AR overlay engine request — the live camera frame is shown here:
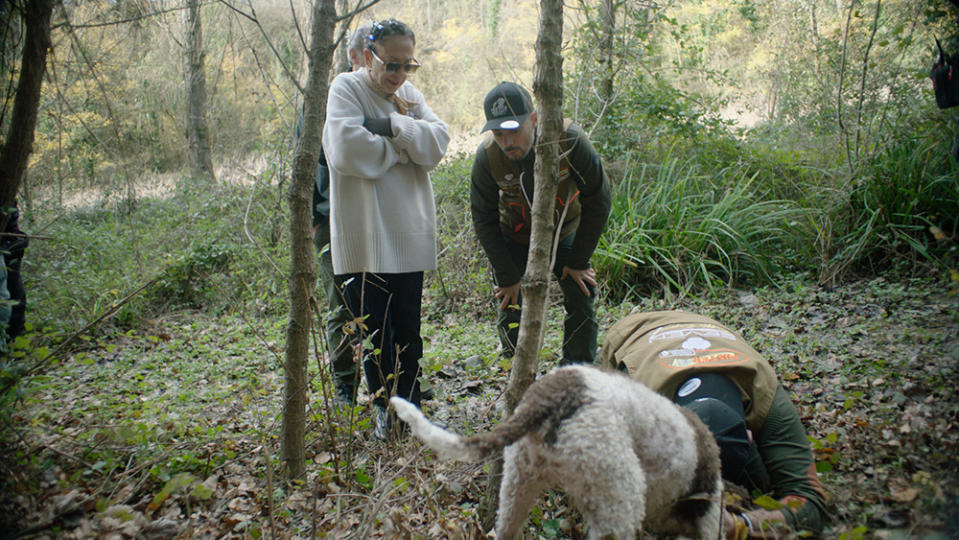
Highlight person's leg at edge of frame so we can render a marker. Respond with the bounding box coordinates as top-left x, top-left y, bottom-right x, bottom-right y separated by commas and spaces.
0, 255, 10, 352
553, 235, 598, 365
495, 237, 531, 359
347, 272, 407, 440
337, 272, 393, 438
388, 271, 425, 409
7, 253, 25, 341
314, 219, 357, 404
